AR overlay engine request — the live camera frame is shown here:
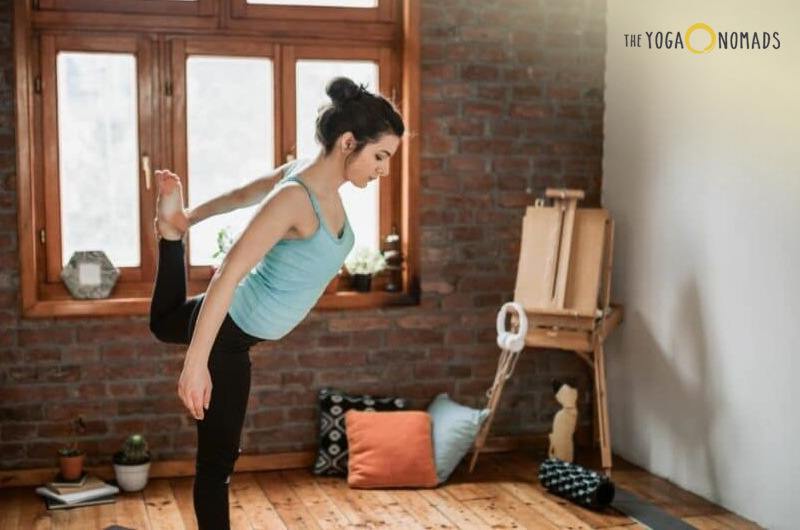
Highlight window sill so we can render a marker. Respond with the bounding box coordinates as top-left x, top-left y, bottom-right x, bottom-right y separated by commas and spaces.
23, 281, 419, 318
